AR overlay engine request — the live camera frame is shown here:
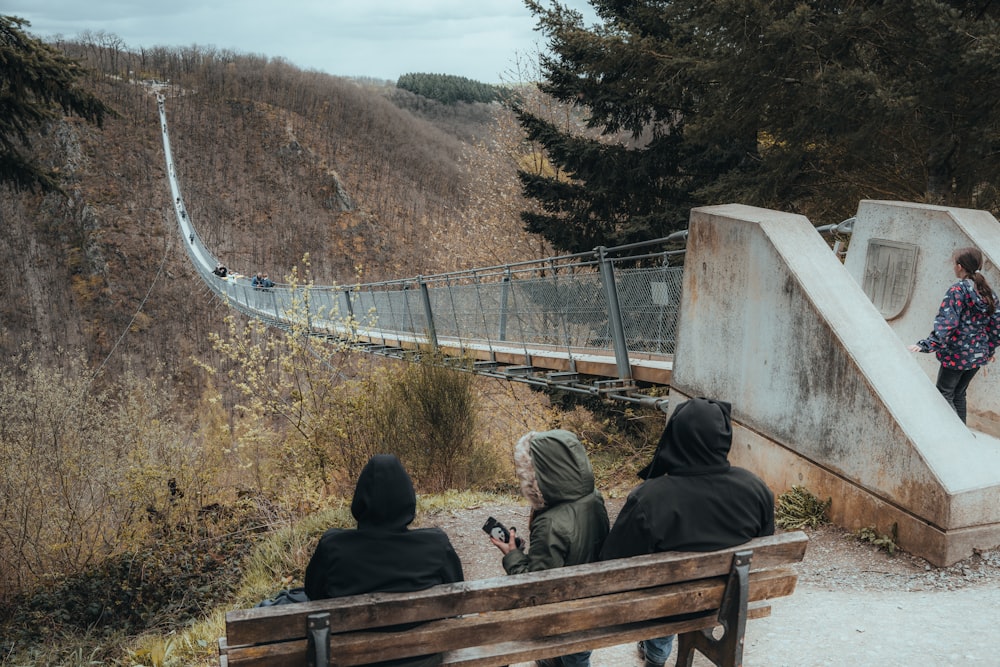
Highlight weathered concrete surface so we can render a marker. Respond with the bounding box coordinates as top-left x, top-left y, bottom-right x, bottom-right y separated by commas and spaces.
843, 200, 1000, 436
669, 203, 1000, 565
